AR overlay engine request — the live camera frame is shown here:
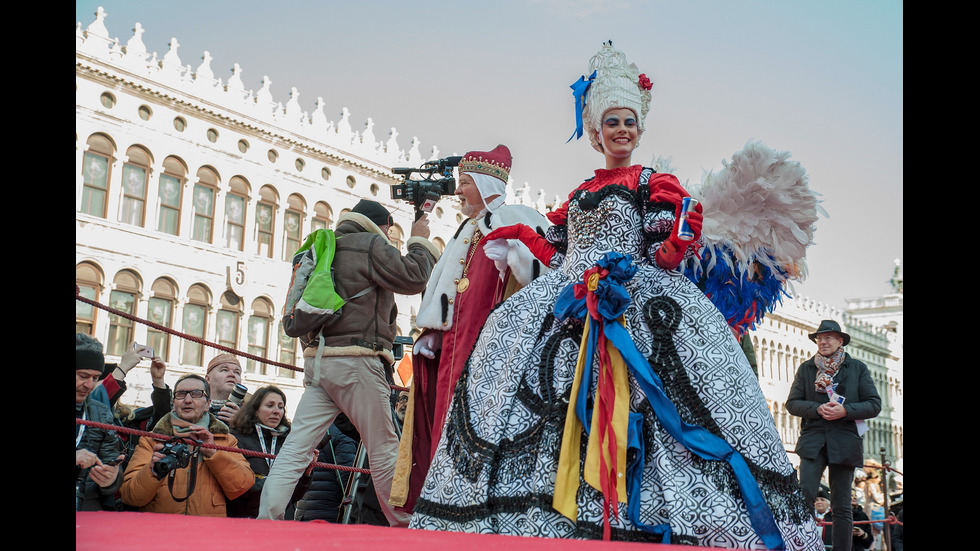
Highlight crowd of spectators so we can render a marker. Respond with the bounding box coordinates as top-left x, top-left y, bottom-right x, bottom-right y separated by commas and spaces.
75, 332, 399, 521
